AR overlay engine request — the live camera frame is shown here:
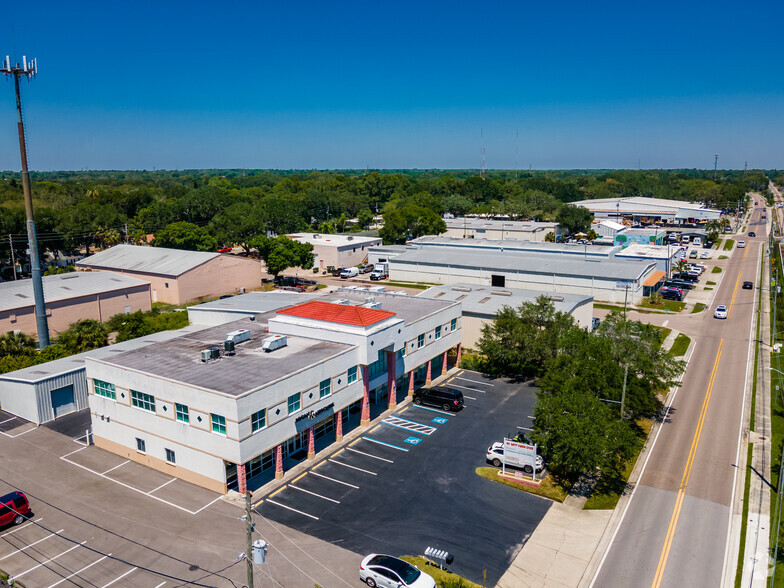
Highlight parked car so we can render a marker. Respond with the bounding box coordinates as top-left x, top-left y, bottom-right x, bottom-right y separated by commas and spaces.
412, 387, 464, 411
664, 279, 693, 290
217, 246, 232, 253
738, 241, 746, 248
700, 252, 710, 259
360, 263, 375, 273
689, 250, 698, 258
659, 286, 683, 301
714, 305, 728, 319
340, 267, 360, 279
486, 442, 545, 474
360, 554, 436, 588
0, 491, 31, 527
749, 232, 756, 237
672, 272, 698, 282
743, 281, 754, 289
